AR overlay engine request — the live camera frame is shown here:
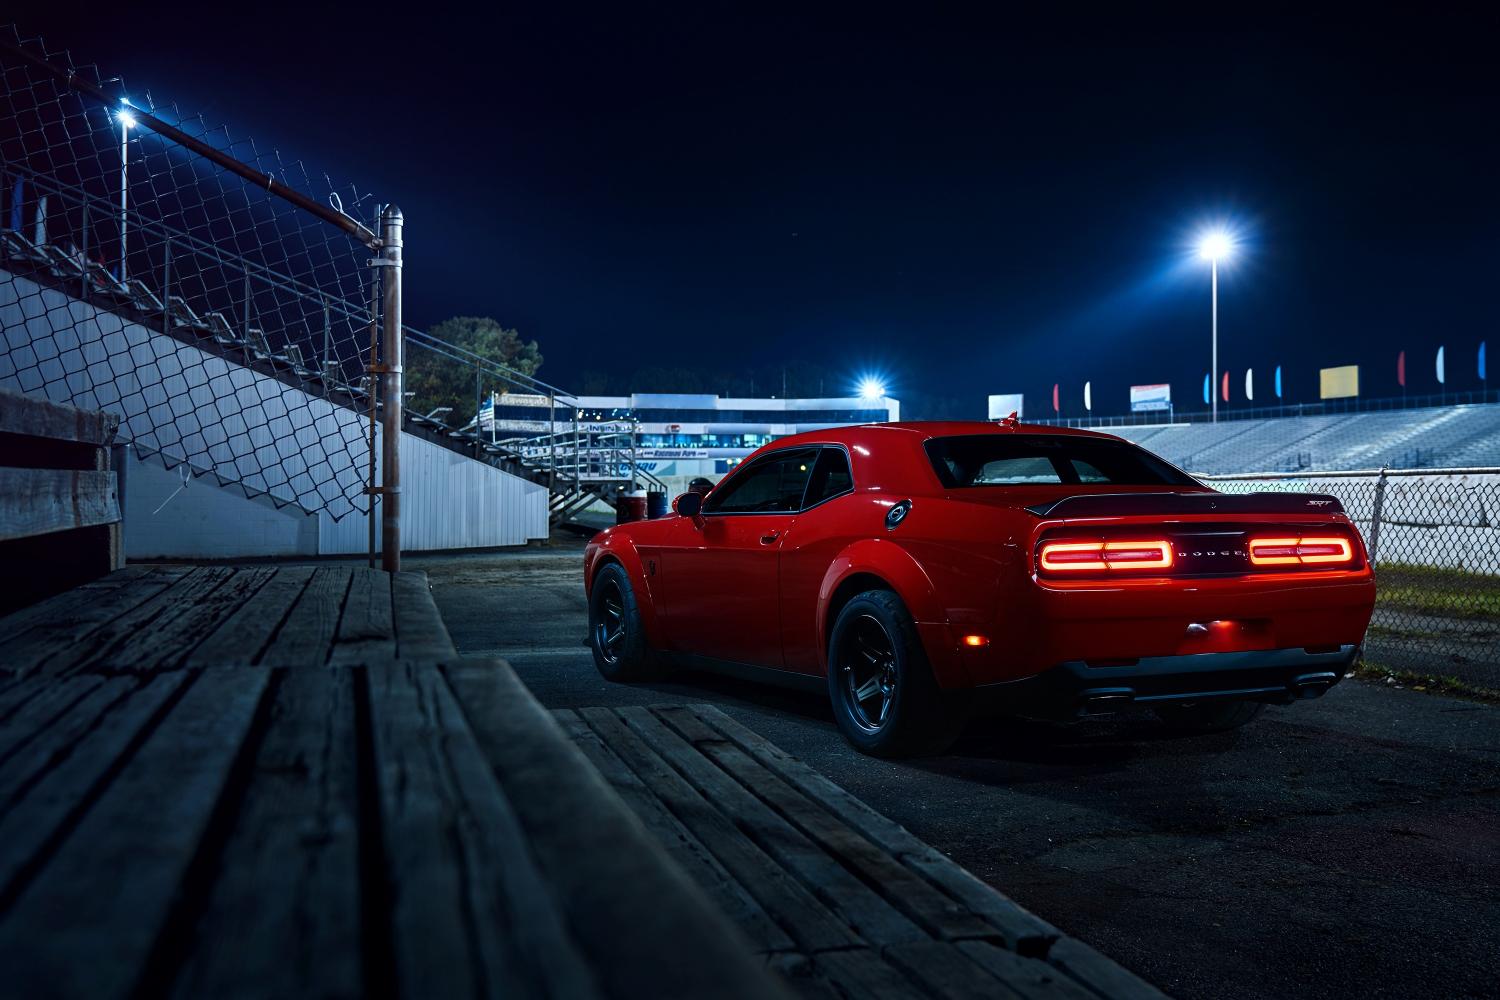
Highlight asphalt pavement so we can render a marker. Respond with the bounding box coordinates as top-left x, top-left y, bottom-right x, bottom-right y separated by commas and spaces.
411, 542, 1500, 1000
